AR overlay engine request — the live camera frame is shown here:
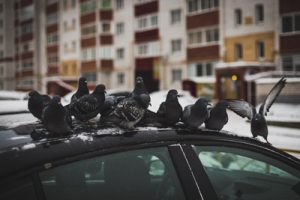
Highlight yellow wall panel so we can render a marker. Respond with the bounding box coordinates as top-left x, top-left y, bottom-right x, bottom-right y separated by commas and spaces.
60, 60, 79, 76
224, 32, 275, 62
